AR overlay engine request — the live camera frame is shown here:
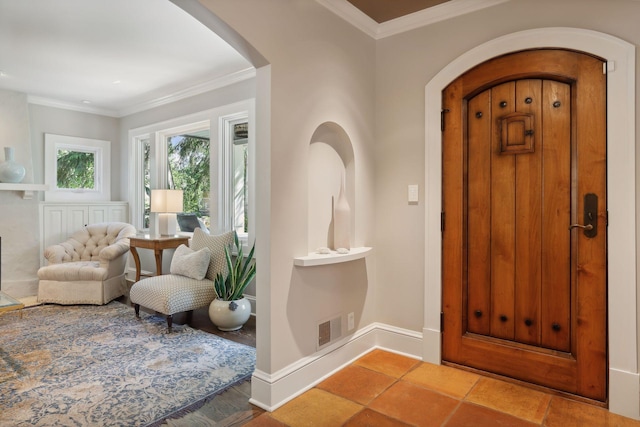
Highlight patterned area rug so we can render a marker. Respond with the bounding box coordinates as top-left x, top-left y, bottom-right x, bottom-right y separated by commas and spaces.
0, 301, 256, 426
